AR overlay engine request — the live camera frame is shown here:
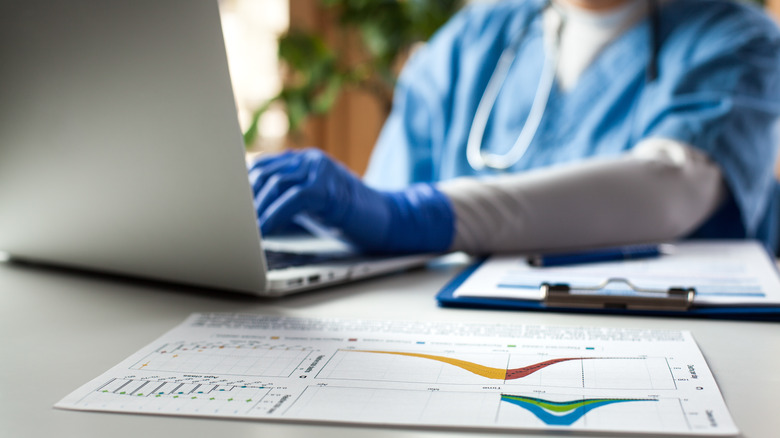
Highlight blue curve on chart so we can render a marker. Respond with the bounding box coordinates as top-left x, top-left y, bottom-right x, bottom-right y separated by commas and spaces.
501, 395, 655, 426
